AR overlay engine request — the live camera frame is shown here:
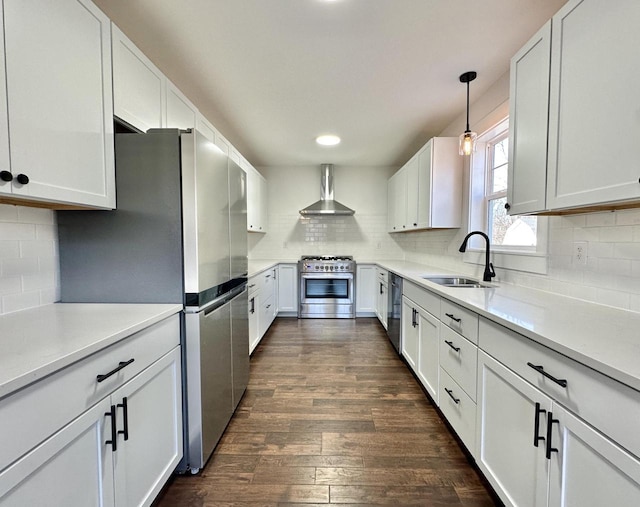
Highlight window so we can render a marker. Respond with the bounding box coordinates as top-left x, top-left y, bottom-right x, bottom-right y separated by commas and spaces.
485, 132, 538, 249
467, 117, 547, 274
